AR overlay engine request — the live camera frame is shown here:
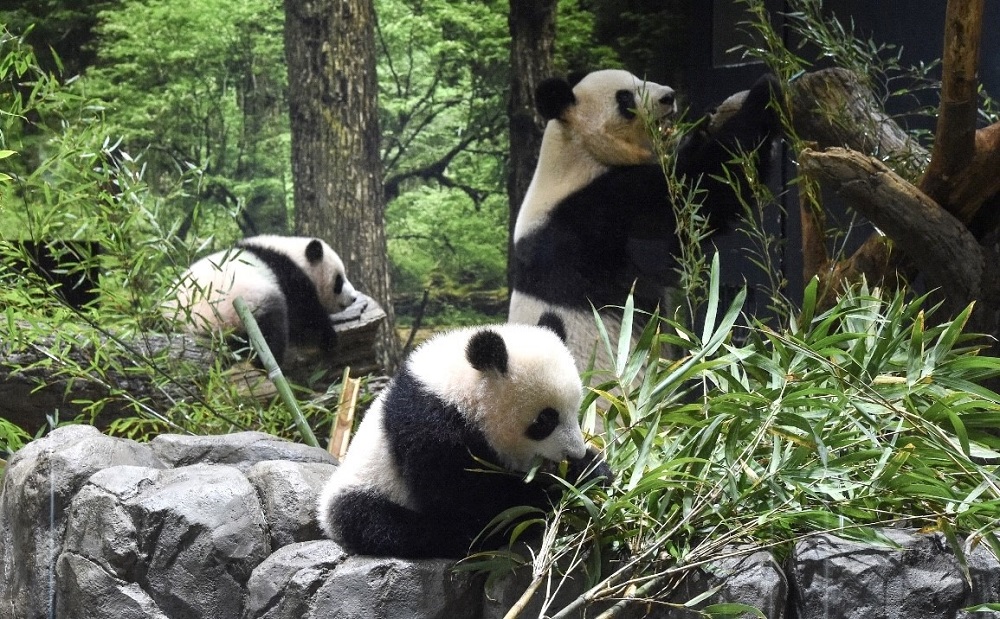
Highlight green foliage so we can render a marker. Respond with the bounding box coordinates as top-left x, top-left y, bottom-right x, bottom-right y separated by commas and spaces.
82, 0, 289, 235
0, 27, 333, 445
387, 187, 507, 293
376, 0, 510, 304
553, 0, 619, 74
473, 261, 1000, 614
